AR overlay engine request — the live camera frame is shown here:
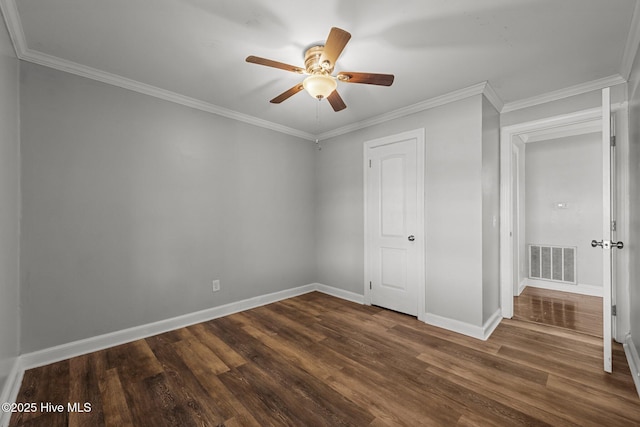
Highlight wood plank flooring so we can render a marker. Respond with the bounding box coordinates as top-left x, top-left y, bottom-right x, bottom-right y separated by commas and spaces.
10, 292, 639, 426
513, 286, 602, 337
